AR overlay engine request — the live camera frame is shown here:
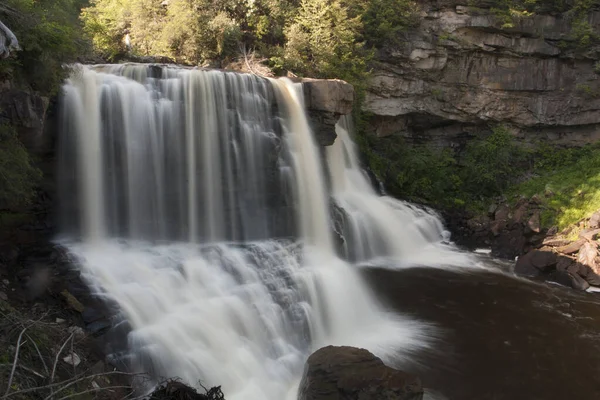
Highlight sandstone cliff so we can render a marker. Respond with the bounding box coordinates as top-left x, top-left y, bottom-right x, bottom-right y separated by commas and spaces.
364, 0, 600, 147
